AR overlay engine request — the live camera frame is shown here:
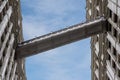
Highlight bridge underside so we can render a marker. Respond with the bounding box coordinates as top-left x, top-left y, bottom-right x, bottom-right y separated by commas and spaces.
16, 17, 107, 59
